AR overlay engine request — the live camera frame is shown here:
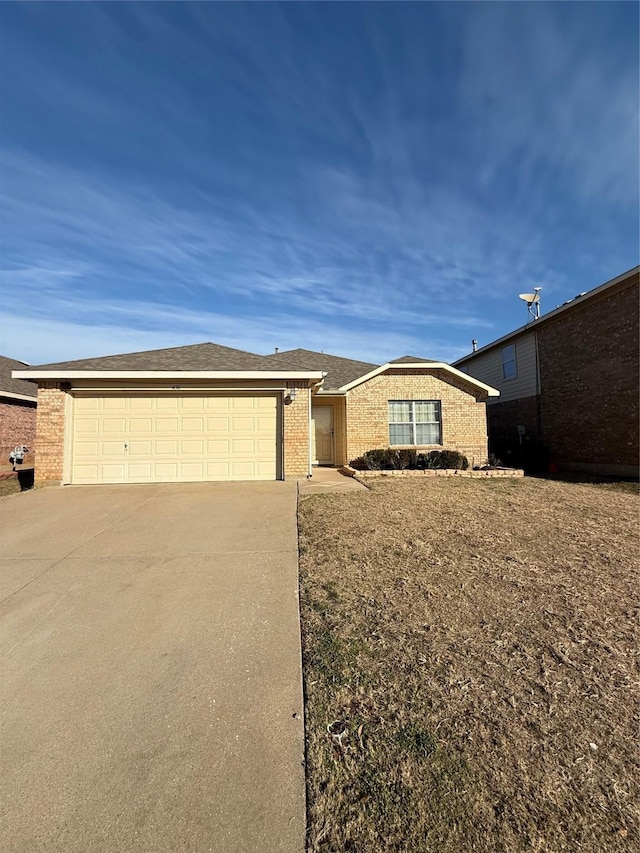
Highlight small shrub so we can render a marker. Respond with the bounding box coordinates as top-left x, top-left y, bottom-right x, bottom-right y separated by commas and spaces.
416, 453, 429, 469
349, 448, 469, 471
438, 450, 469, 470
349, 456, 368, 471
396, 448, 417, 470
